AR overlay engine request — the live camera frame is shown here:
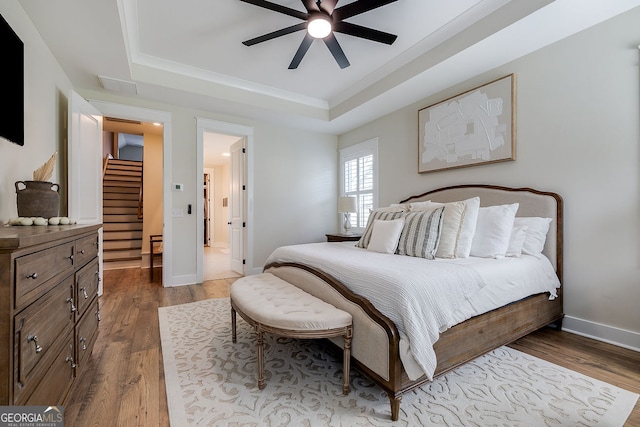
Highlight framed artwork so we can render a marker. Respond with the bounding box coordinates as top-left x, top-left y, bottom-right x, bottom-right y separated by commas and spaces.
0, 13, 24, 146
418, 74, 515, 173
